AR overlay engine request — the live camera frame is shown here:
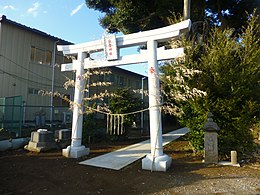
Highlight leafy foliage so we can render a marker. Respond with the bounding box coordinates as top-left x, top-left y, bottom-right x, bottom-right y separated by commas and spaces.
85, 0, 258, 34
84, 0, 260, 155
206, 0, 260, 32
161, 13, 260, 155
82, 112, 106, 144
85, 0, 204, 34
108, 88, 142, 128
